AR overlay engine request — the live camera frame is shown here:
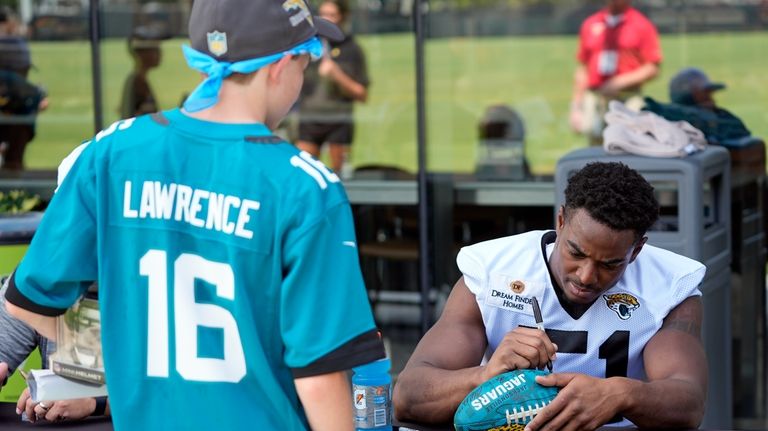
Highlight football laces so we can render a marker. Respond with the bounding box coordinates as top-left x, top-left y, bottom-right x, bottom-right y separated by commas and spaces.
505, 401, 550, 424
